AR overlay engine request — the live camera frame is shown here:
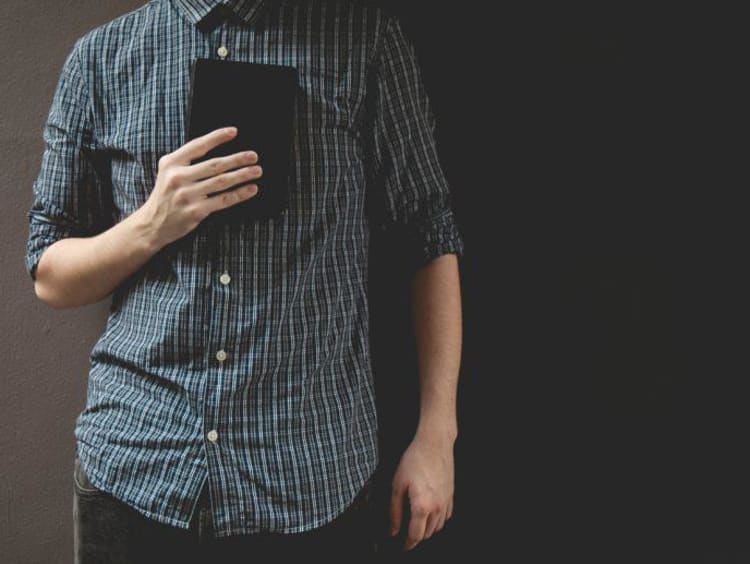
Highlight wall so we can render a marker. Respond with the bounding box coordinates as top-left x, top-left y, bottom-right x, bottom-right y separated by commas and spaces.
1, 2, 146, 562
